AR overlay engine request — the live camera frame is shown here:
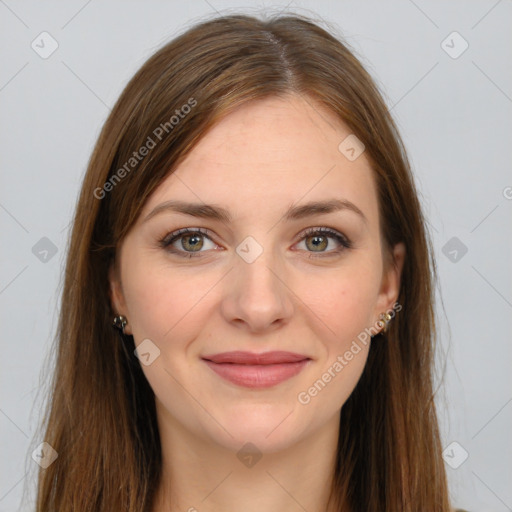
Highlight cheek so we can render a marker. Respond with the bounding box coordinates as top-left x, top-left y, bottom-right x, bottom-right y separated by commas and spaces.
297, 262, 381, 347
120, 255, 217, 344
295, 274, 377, 412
